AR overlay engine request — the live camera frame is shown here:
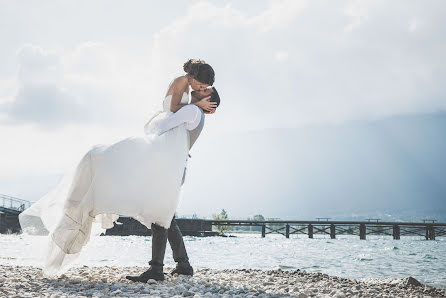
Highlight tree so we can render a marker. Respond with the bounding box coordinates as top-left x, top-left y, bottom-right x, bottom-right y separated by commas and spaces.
251, 214, 265, 231
212, 209, 231, 234
252, 214, 265, 221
